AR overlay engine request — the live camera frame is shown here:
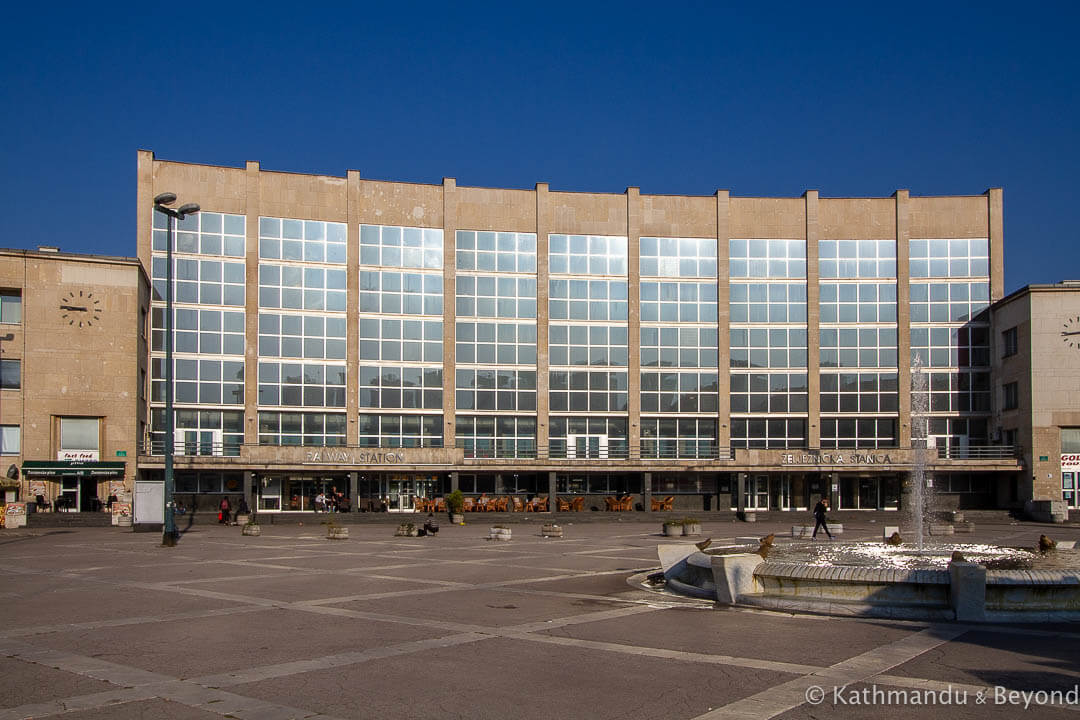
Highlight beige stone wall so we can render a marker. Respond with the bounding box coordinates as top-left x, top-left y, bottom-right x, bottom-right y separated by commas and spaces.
820, 198, 896, 240
0, 251, 145, 499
